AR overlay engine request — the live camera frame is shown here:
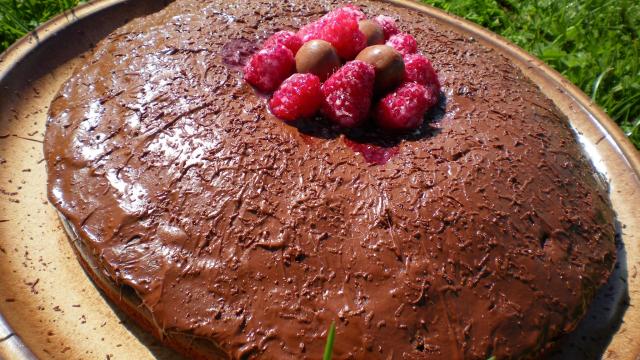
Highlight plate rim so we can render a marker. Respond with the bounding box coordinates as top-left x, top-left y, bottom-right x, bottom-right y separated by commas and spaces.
0, 0, 638, 359
0, 1, 139, 357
